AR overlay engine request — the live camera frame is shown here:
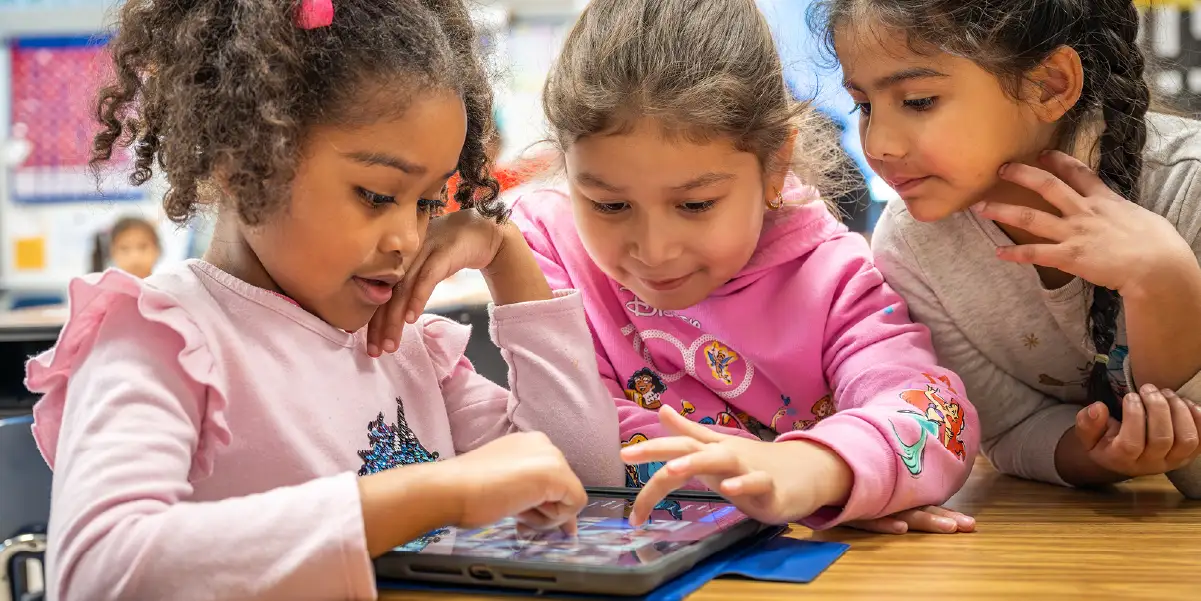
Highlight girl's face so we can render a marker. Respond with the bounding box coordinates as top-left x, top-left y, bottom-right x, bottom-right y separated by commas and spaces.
224, 89, 466, 331
835, 24, 1056, 222
565, 119, 779, 311
110, 226, 159, 279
